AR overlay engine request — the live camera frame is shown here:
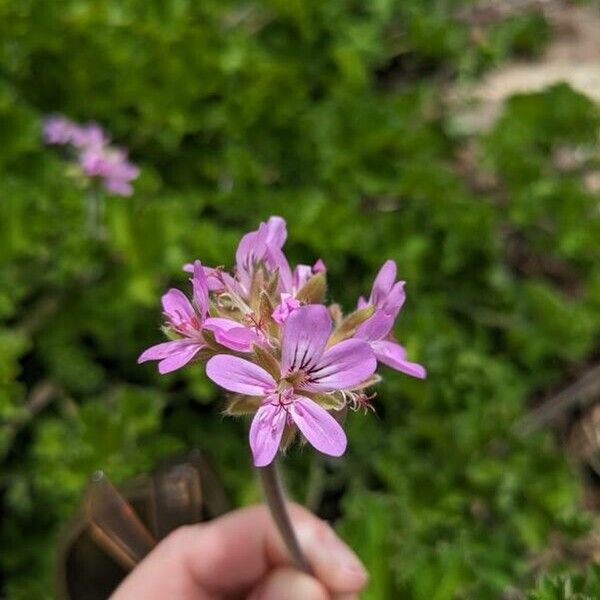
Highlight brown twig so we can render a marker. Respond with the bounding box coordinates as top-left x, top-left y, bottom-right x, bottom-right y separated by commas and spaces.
515, 364, 600, 435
